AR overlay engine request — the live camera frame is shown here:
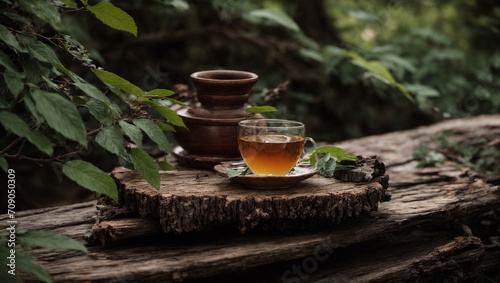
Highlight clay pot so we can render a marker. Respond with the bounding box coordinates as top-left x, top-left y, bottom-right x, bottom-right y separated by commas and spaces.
174, 70, 262, 161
